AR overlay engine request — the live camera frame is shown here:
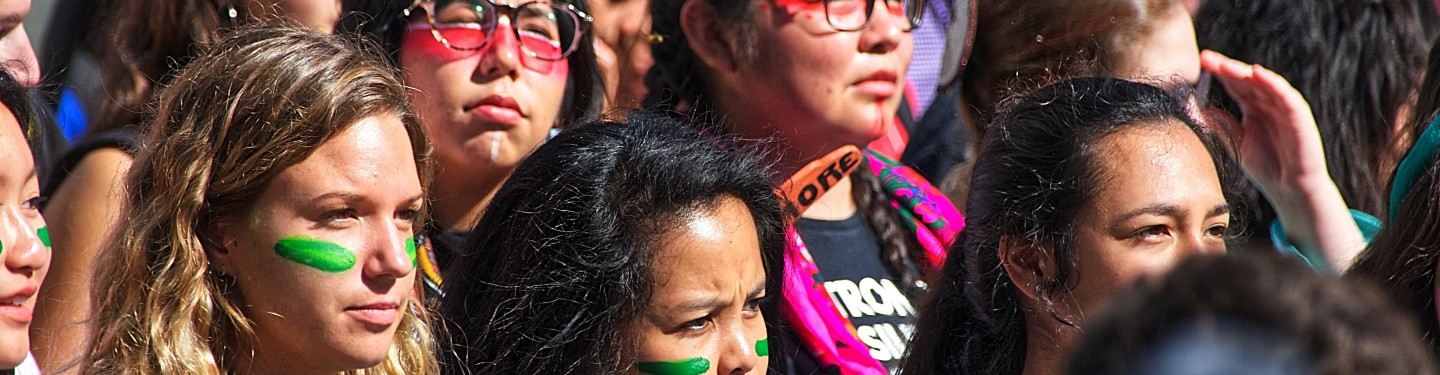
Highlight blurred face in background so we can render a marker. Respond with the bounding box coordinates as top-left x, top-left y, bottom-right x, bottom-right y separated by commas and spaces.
0, 0, 38, 86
